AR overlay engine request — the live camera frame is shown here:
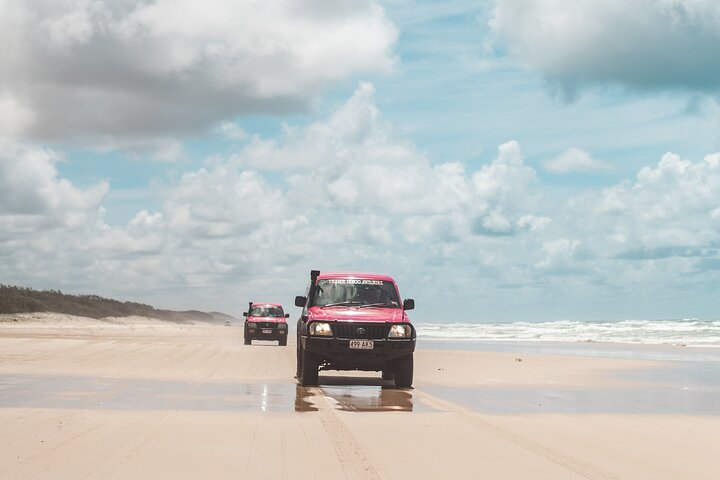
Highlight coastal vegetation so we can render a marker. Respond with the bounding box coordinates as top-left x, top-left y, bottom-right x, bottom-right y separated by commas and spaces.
0, 285, 232, 323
